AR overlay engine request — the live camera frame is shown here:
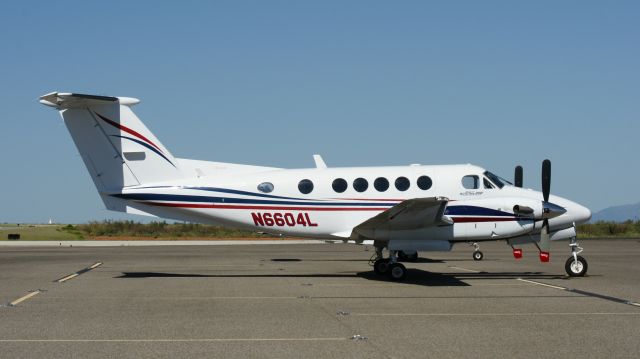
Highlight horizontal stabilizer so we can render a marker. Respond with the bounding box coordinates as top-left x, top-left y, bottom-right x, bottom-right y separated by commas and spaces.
40, 92, 140, 109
